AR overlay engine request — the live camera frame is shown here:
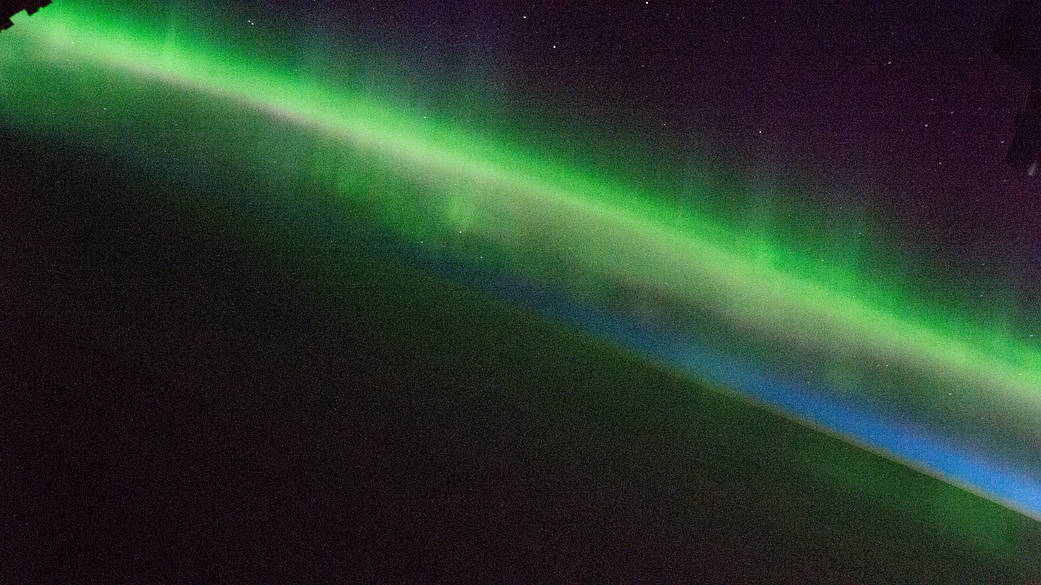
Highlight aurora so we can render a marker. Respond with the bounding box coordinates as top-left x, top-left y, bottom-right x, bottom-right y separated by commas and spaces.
3, 1, 1041, 524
